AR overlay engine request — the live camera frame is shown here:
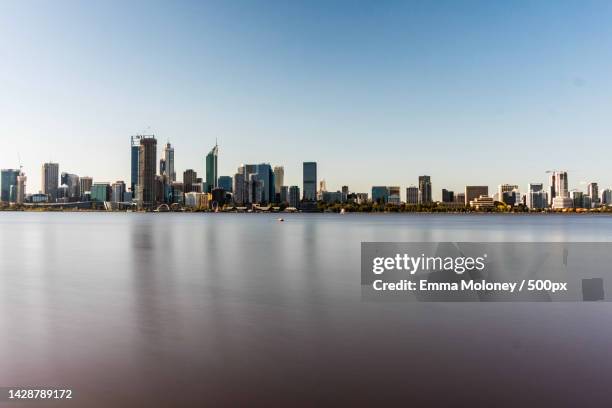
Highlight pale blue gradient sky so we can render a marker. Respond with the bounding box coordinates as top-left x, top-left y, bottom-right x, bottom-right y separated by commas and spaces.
1, 0, 612, 198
